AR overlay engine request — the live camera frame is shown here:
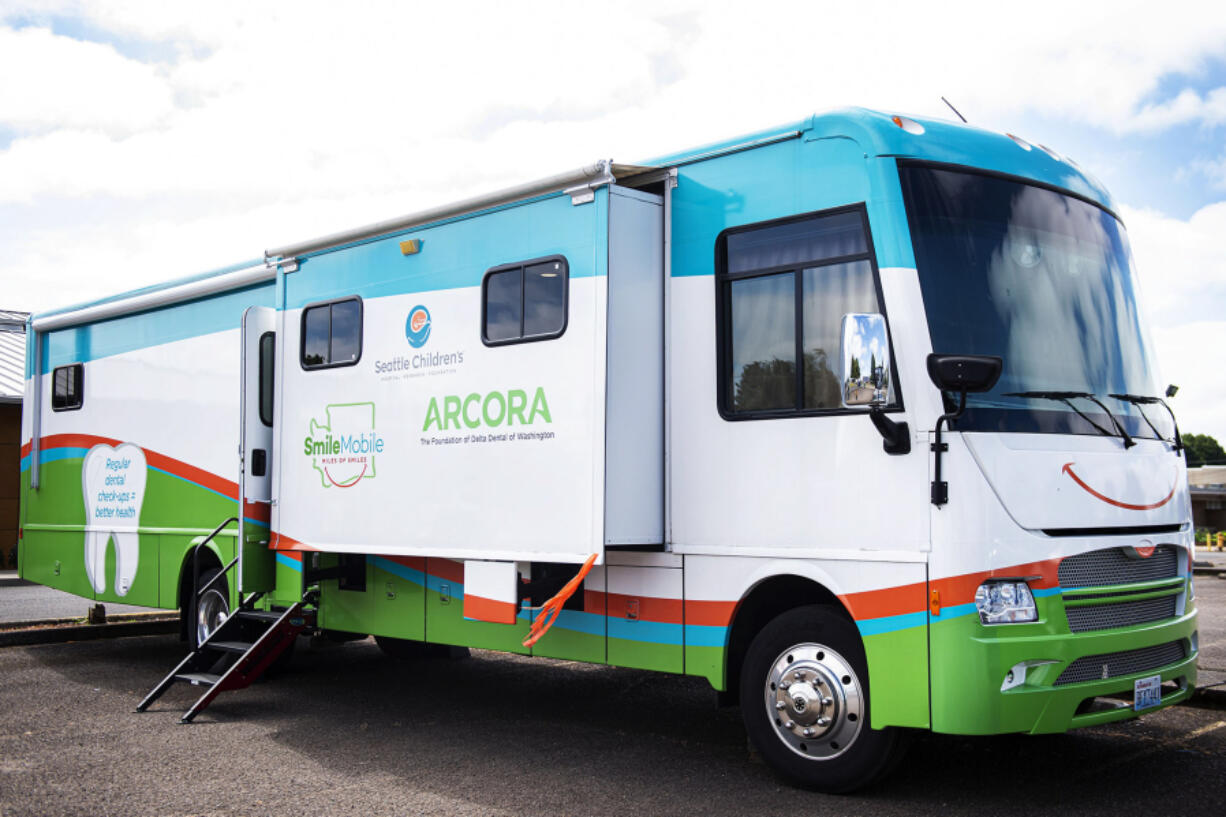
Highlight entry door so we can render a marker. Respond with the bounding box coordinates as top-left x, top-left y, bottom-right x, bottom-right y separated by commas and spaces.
239, 306, 276, 593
